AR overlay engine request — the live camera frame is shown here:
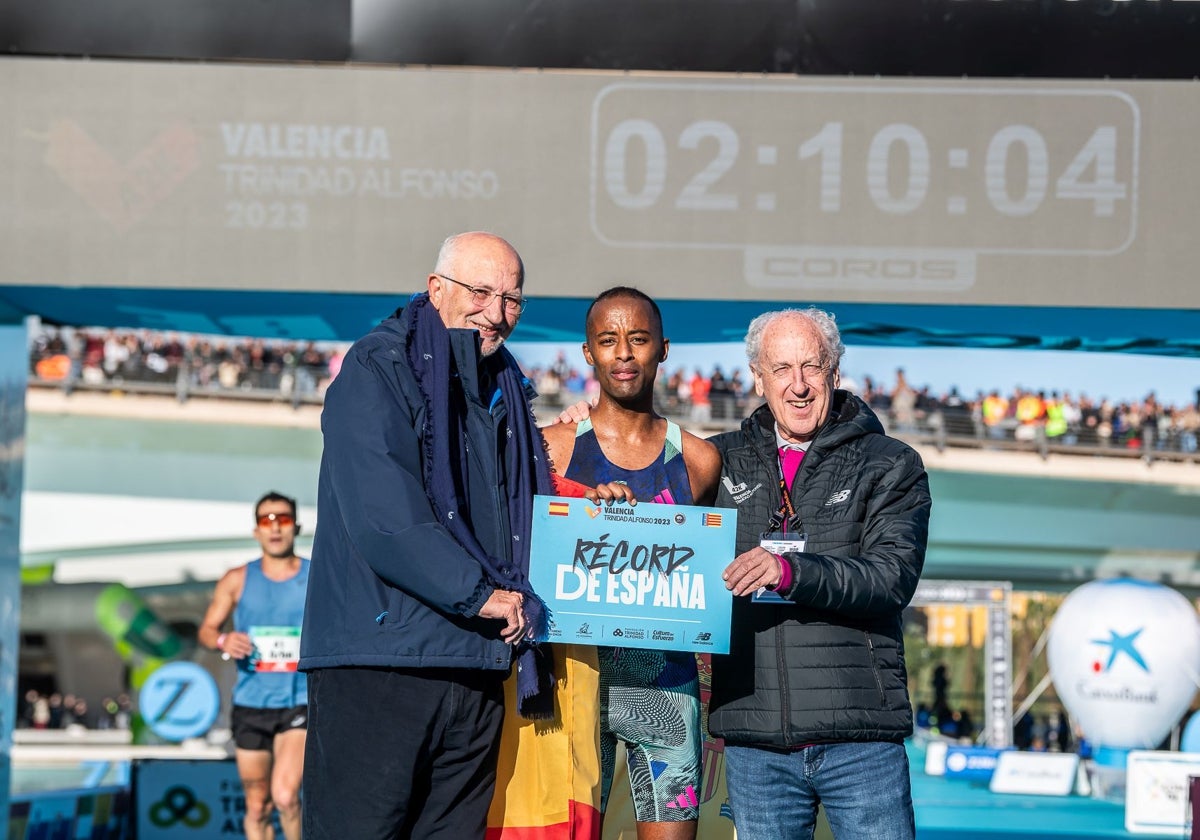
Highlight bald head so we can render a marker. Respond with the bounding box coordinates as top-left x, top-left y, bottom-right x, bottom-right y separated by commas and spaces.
434, 232, 525, 285
427, 232, 525, 356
